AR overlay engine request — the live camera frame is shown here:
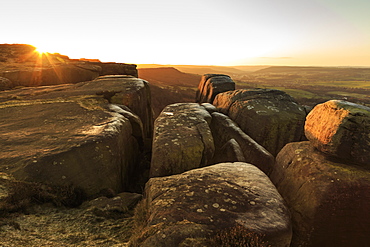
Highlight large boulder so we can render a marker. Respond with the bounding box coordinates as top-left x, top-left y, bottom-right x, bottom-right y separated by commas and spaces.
150, 103, 214, 177
209, 112, 274, 175
270, 141, 370, 247
0, 76, 152, 197
213, 88, 306, 156
196, 74, 235, 104
305, 100, 370, 166
91, 75, 153, 140
130, 163, 292, 247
